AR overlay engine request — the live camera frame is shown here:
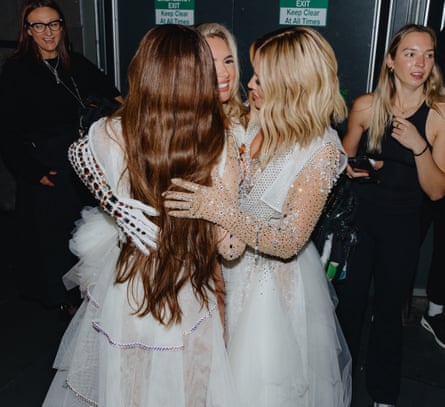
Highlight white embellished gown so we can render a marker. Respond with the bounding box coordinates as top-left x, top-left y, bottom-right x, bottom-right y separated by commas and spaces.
222, 122, 352, 407
43, 118, 239, 407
